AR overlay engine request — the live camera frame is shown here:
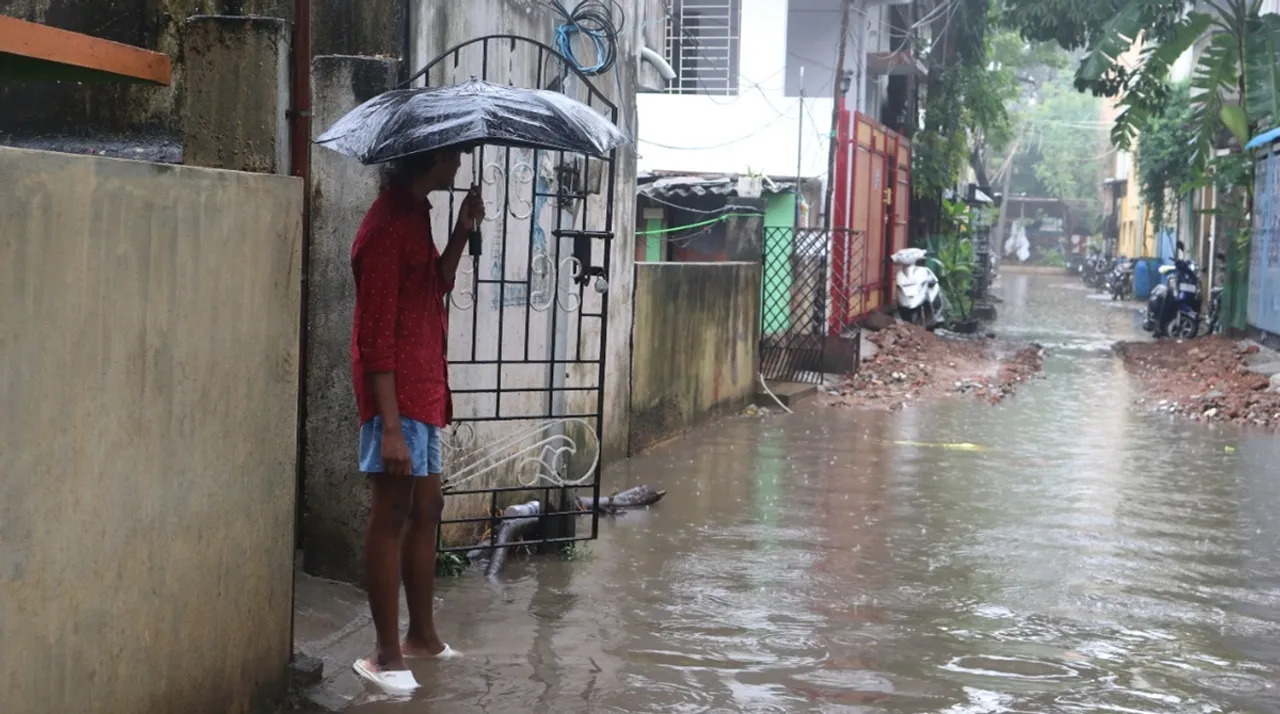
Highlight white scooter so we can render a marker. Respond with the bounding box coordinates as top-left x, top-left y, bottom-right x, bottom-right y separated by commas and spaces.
892, 247, 944, 328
